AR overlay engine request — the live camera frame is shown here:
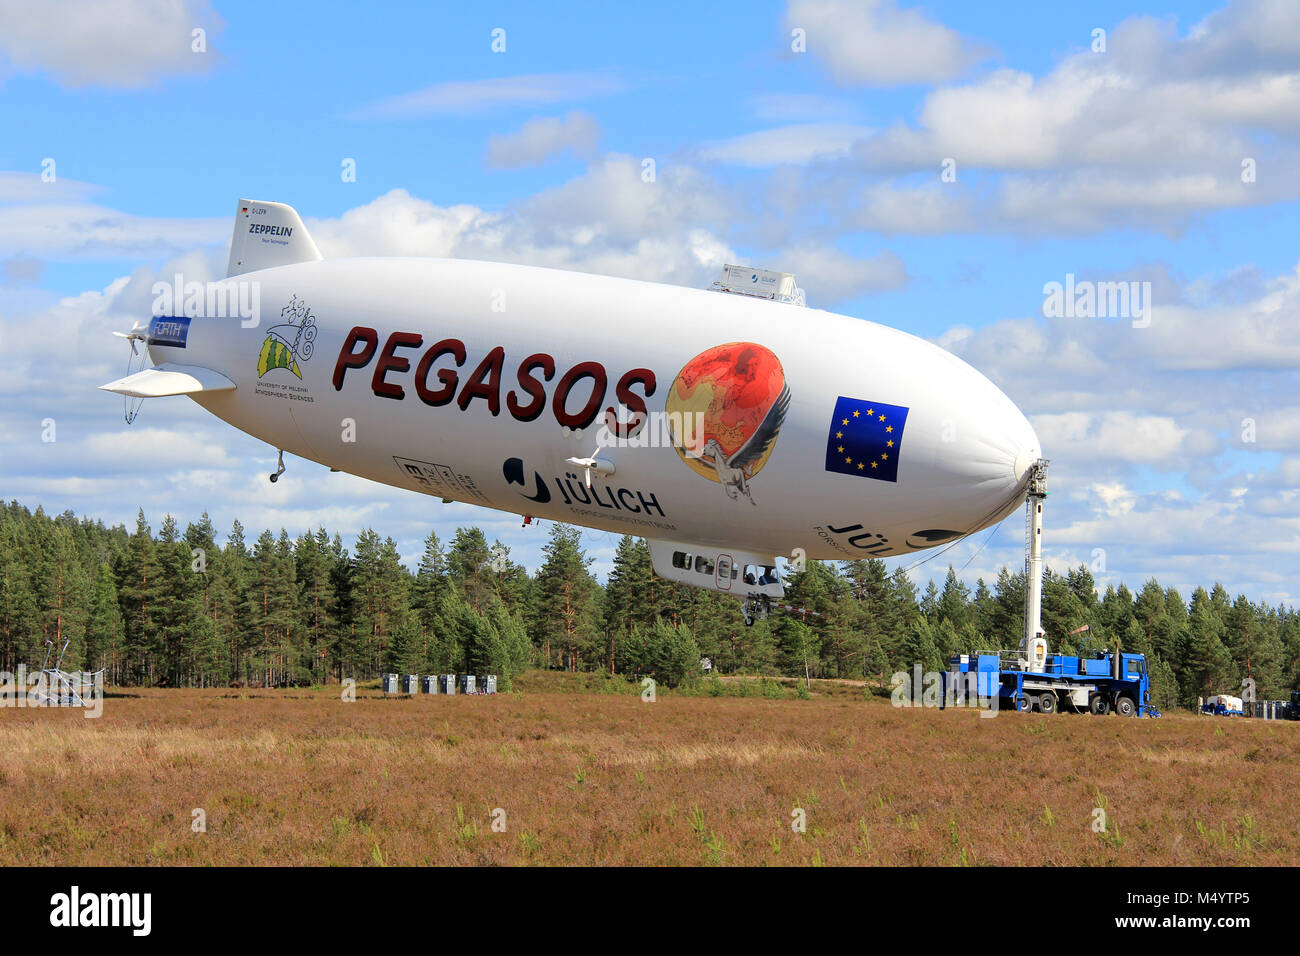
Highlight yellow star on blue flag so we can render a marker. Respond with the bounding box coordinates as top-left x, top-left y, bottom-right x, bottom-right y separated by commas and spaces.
824, 396, 908, 482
